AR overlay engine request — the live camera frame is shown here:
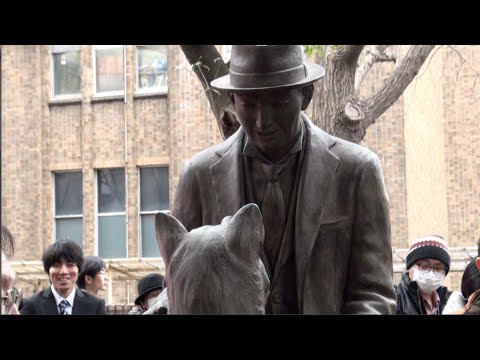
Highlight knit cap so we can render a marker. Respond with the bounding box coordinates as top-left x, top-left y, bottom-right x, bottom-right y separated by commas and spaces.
406, 235, 450, 274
